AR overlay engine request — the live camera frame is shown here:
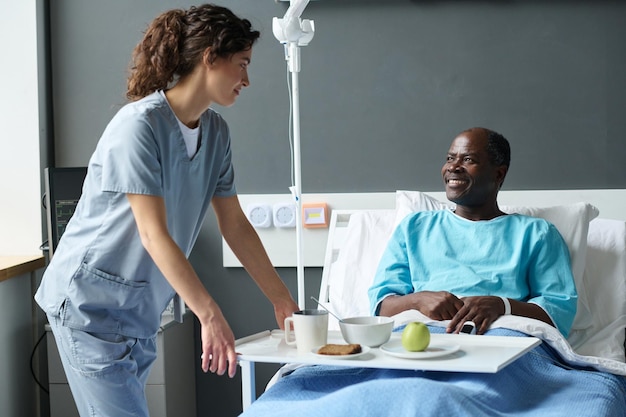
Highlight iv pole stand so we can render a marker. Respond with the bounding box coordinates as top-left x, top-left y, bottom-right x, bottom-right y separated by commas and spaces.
273, 0, 315, 309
